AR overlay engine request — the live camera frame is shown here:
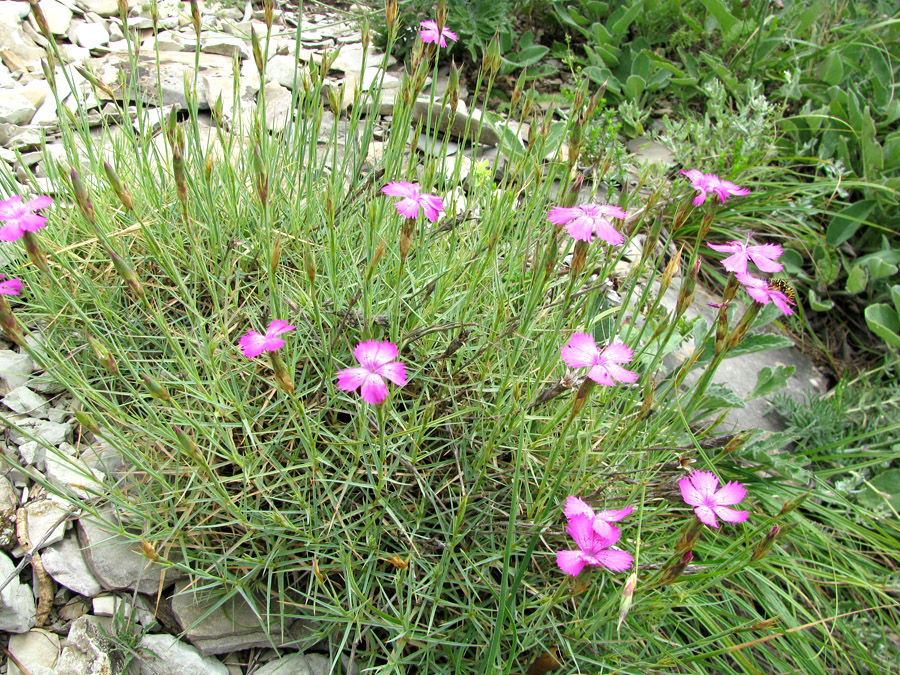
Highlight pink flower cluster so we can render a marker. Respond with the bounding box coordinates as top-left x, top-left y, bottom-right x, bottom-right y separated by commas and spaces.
419, 20, 457, 47
708, 238, 795, 316
561, 332, 638, 386
381, 182, 444, 222
0, 195, 52, 241
548, 204, 627, 245
681, 170, 749, 206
